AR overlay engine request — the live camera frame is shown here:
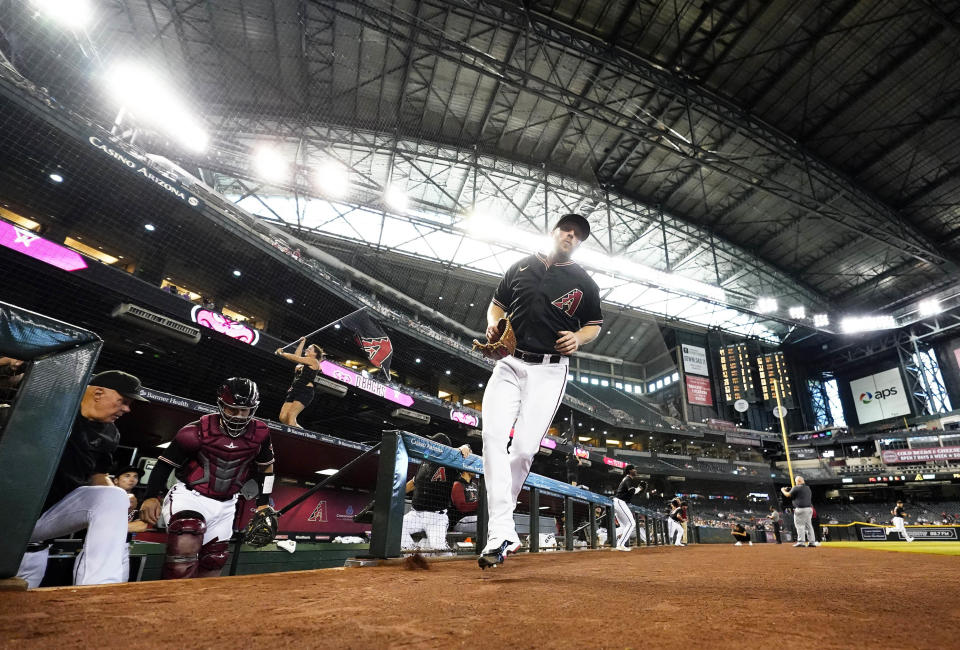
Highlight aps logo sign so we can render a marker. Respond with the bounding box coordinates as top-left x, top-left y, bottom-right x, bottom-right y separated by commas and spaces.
858, 386, 898, 405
